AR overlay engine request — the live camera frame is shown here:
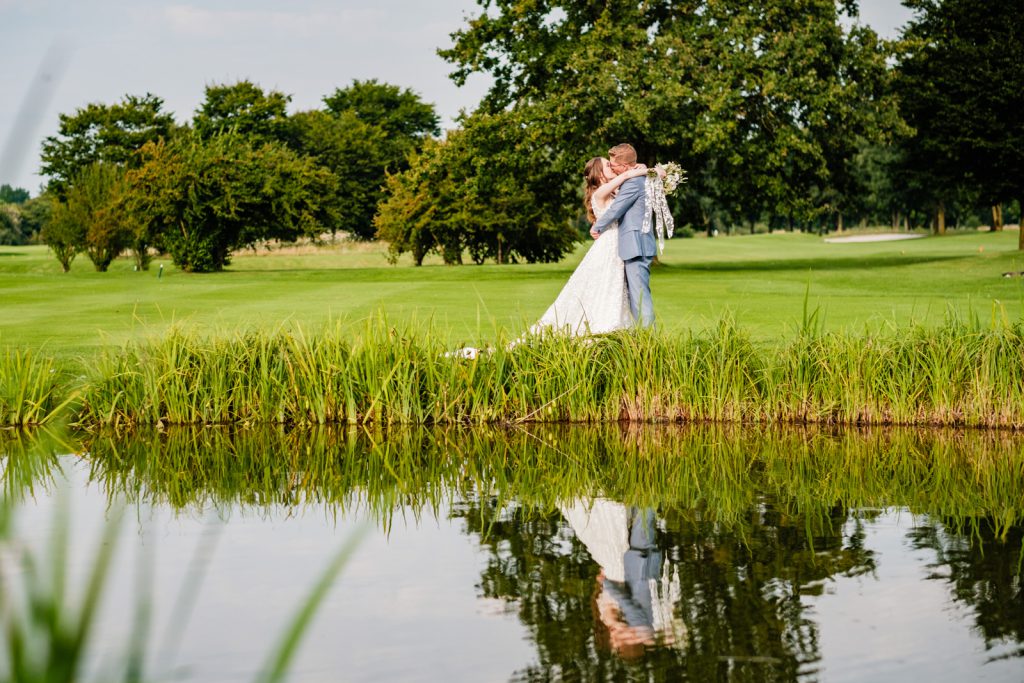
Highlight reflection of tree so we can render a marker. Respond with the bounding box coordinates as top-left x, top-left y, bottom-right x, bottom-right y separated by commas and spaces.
909, 520, 1024, 661
455, 499, 875, 682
